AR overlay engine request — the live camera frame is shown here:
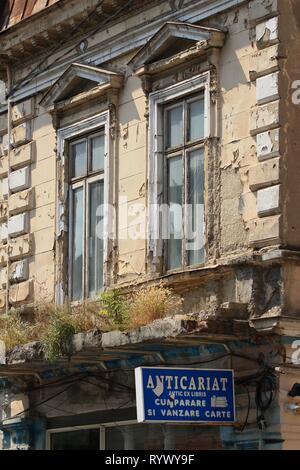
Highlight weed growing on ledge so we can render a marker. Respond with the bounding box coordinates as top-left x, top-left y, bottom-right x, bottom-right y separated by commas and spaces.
129, 281, 183, 328
42, 309, 76, 362
0, 311, 32, 350
0, 283, 183, 358
99, 289, 129, 329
